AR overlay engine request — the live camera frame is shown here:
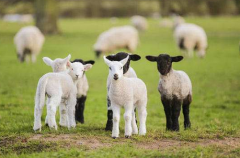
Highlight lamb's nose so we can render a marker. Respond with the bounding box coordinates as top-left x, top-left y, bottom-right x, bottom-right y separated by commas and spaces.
114, 74, 118, 80
76, 75, 79, 78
